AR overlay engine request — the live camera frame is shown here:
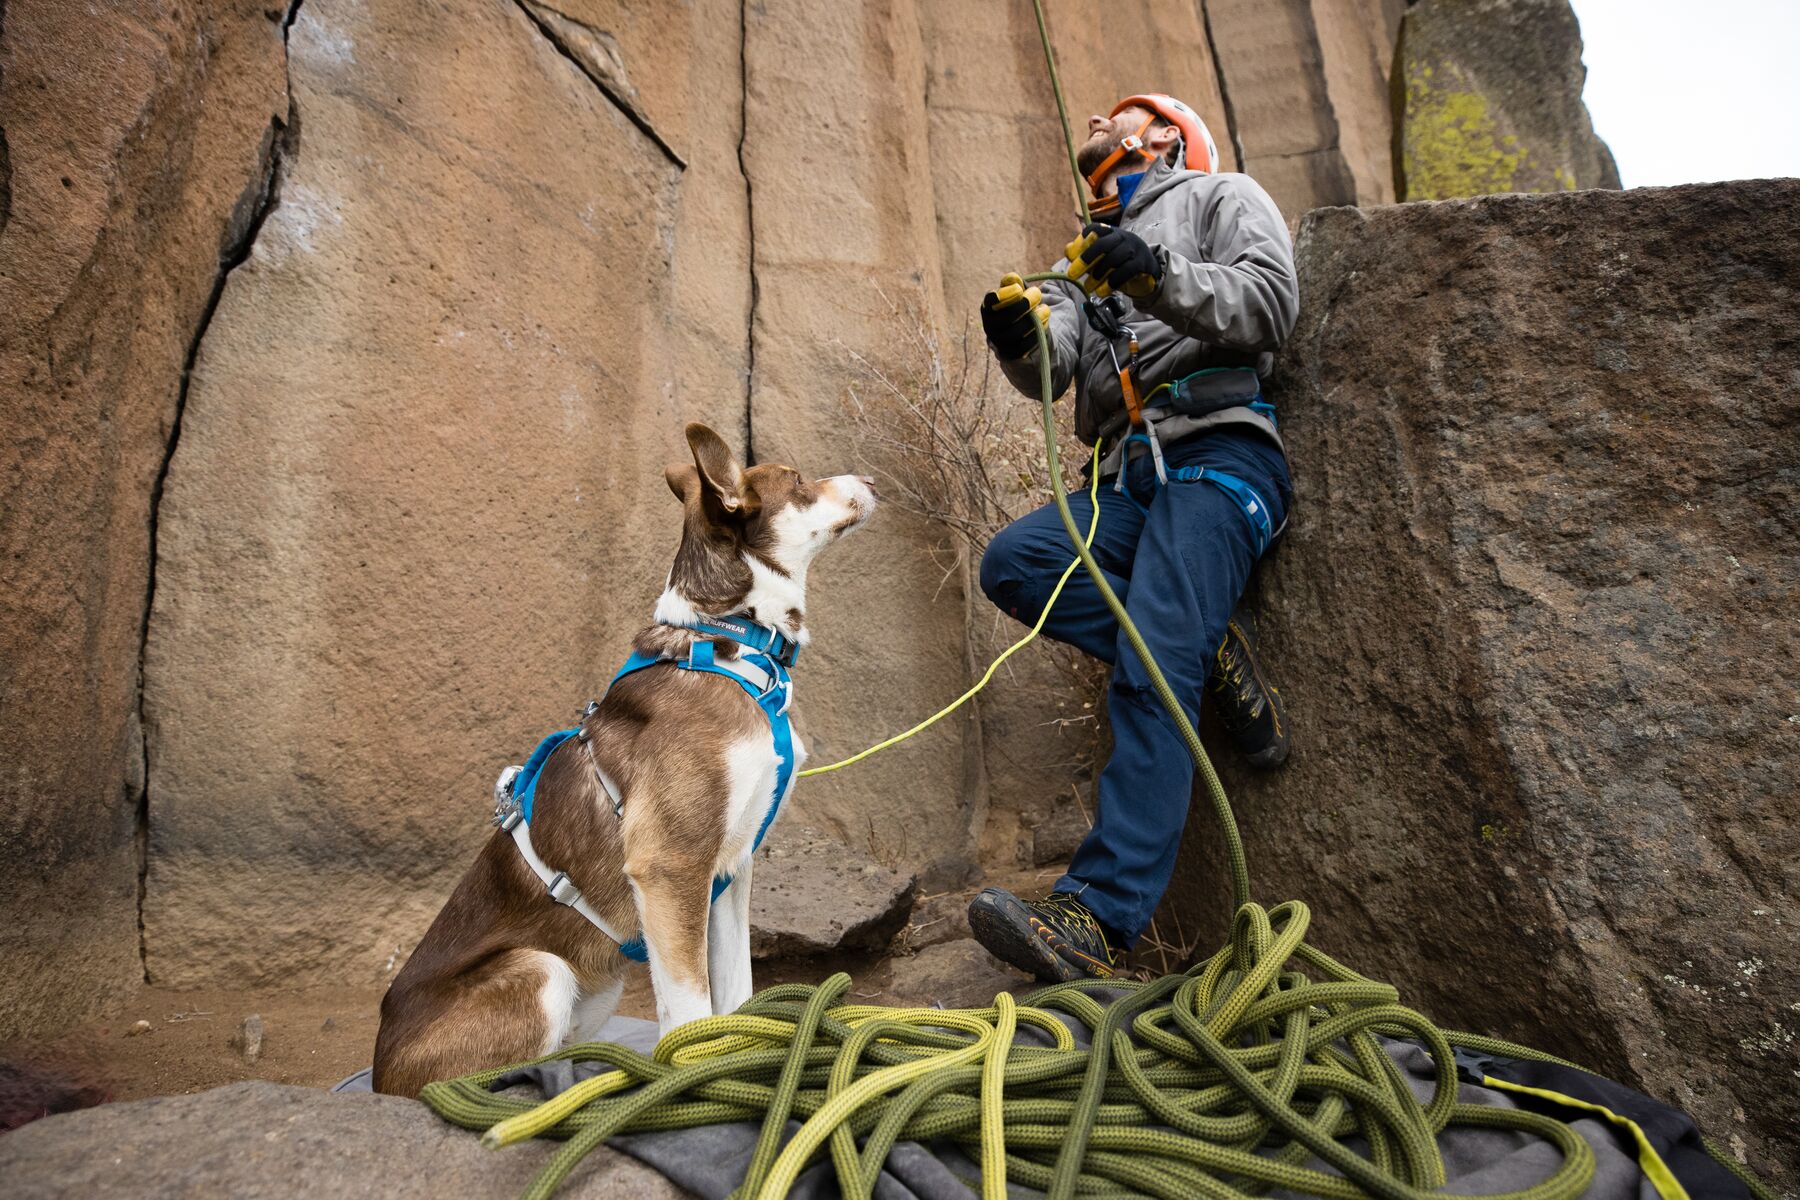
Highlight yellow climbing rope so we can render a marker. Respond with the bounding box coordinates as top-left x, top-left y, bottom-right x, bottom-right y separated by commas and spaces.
798, 441, 1103, 779
422, 902, 1614, 1200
